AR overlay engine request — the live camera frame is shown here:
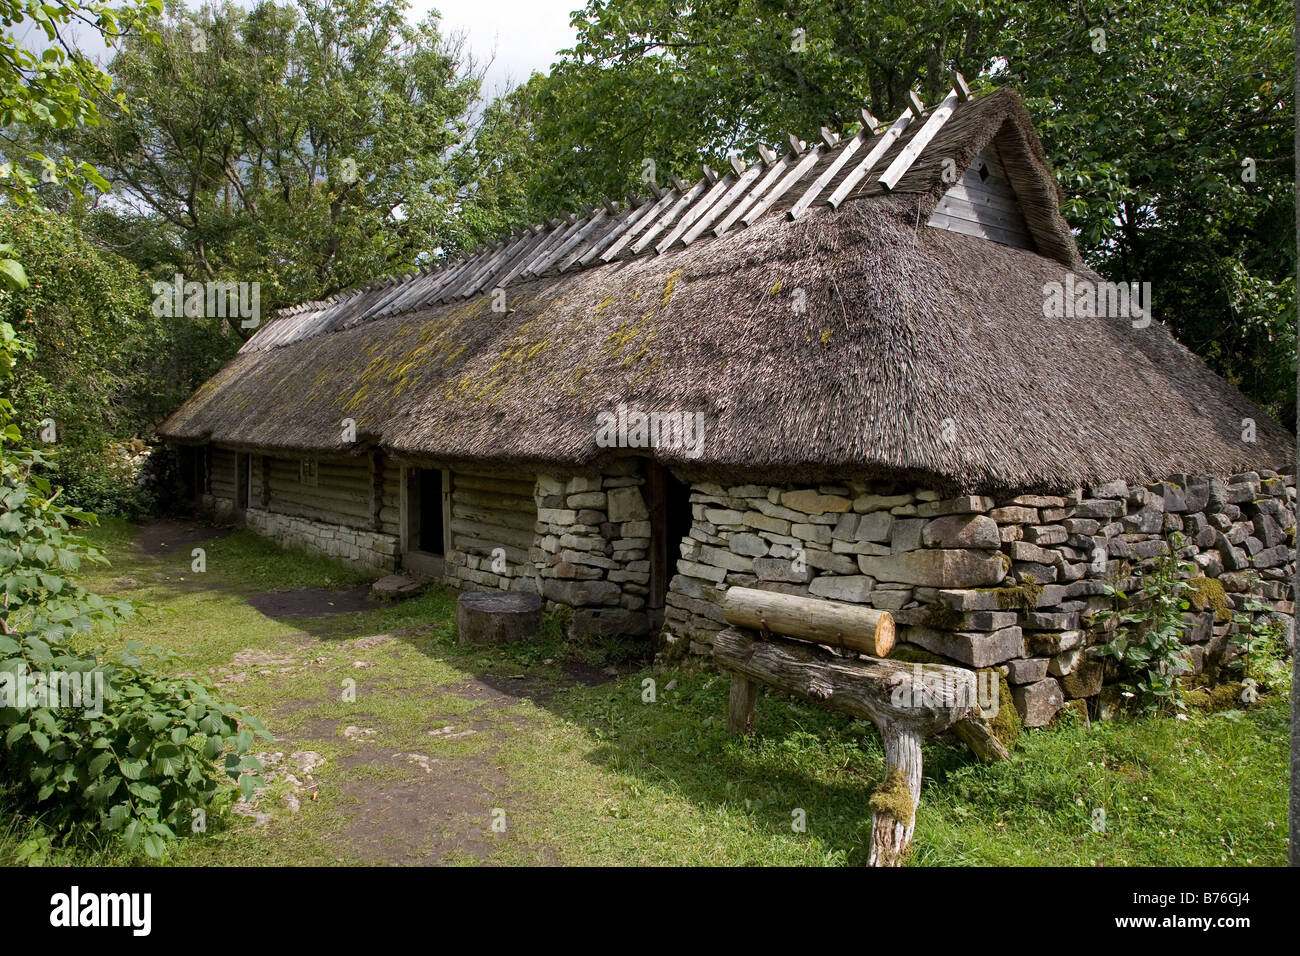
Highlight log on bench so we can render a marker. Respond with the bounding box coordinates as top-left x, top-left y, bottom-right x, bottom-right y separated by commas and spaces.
723, 586, 895, 657
712, 625, 1000, 866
